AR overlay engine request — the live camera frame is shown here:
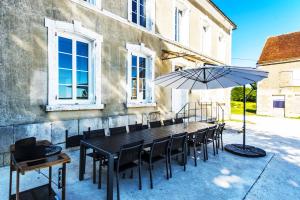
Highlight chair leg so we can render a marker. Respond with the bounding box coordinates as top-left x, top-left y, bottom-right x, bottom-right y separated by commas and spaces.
202, 143, 206, 161
116, 172, 120, 200
93, 157, 96, 184
149, 162, 153, 189
193, 144, 197, 167
138, 163, 142, 190
216, 139, 219, 154
221, 134, 224, 151
169, 154, 172, 178
205, 143, 208, 161
165, 157, 169, 180
130, 169, 133, 179
98, 160, 102, 189
213, 141, 216, 156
